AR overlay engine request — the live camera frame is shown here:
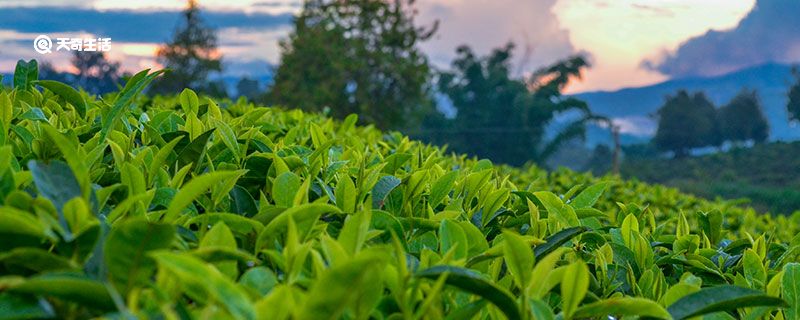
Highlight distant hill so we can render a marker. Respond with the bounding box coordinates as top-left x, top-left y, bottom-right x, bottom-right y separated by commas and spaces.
575, 63, 800, 144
